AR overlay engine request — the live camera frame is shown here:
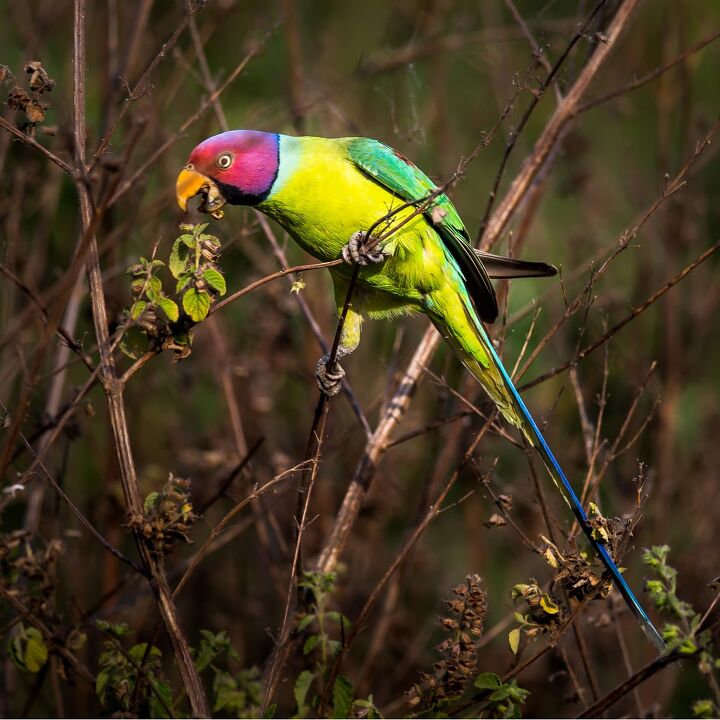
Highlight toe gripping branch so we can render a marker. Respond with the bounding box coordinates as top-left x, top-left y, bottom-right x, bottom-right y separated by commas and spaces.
315, 348, 350, 397
341, 231, 388, 266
